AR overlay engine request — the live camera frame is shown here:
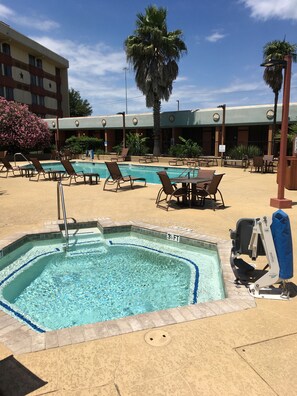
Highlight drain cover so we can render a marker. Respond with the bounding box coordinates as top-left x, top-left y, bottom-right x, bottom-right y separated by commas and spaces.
144, 330, 171, 346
